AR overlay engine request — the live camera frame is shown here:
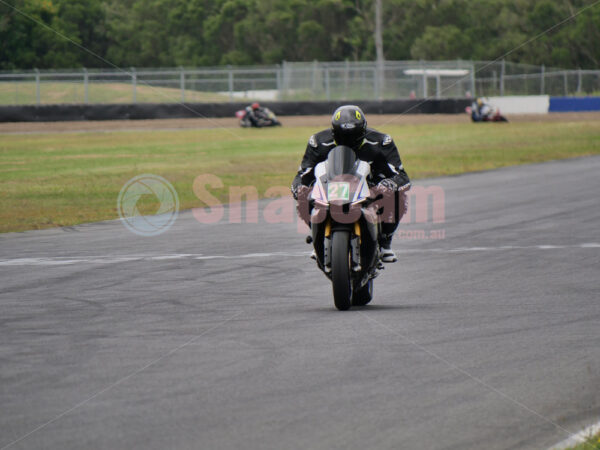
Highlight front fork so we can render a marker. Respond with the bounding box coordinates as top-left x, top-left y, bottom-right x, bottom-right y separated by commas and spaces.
322, 218, 362, 274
